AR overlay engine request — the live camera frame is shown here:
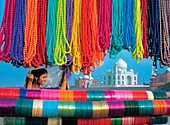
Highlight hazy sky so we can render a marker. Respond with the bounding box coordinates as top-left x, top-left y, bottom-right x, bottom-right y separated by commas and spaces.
0, 0, 167, 87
